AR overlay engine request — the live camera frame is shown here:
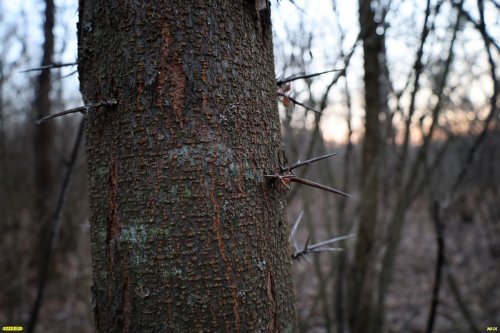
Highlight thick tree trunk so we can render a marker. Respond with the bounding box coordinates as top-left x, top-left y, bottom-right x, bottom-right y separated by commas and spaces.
349, 0, 383, 332
78, 1, 297, 332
